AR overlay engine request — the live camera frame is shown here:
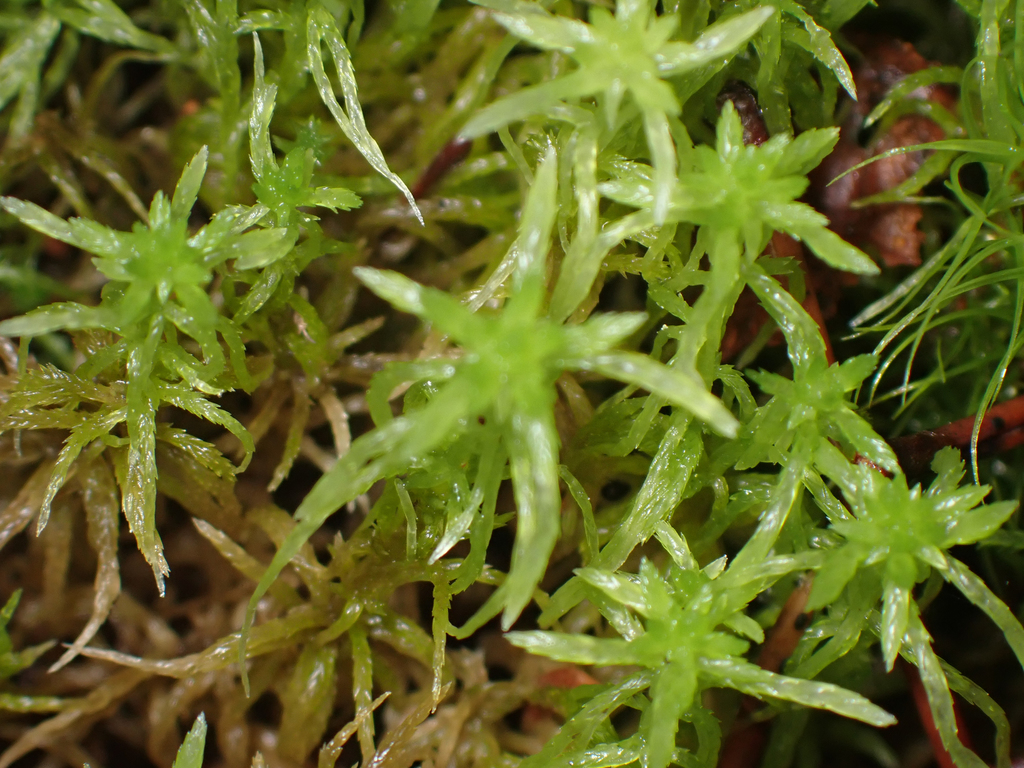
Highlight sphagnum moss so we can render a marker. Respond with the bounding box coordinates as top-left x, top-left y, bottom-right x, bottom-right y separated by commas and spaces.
2, 1, 1024, 767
